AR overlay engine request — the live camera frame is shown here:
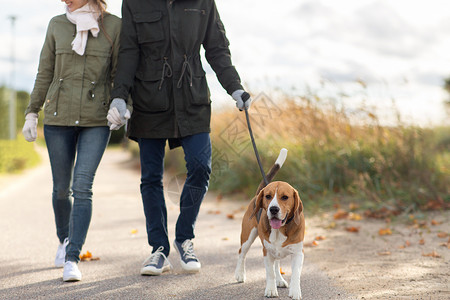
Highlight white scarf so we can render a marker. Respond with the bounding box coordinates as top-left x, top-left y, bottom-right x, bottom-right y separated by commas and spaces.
66, 3, 100, 56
